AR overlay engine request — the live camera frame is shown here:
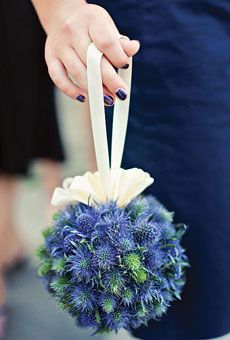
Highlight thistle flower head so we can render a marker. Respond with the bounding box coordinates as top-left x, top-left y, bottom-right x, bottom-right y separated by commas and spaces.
93, 243, 117, 270
138, 282, 160, 304
67, 246, 93, 280
145, 245, 166, 270
133, 220, 162, 245
103, 270, 125, 295
63, 233, 79, 255
104, 308, 130, 331
124, 253, 141, 272
122, 287, 135, 305
75, 213, 96, 234
99, 293, 117, 313
71, 284, 97, 311
76, 312, 97, 328
115, 233, 135, 252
